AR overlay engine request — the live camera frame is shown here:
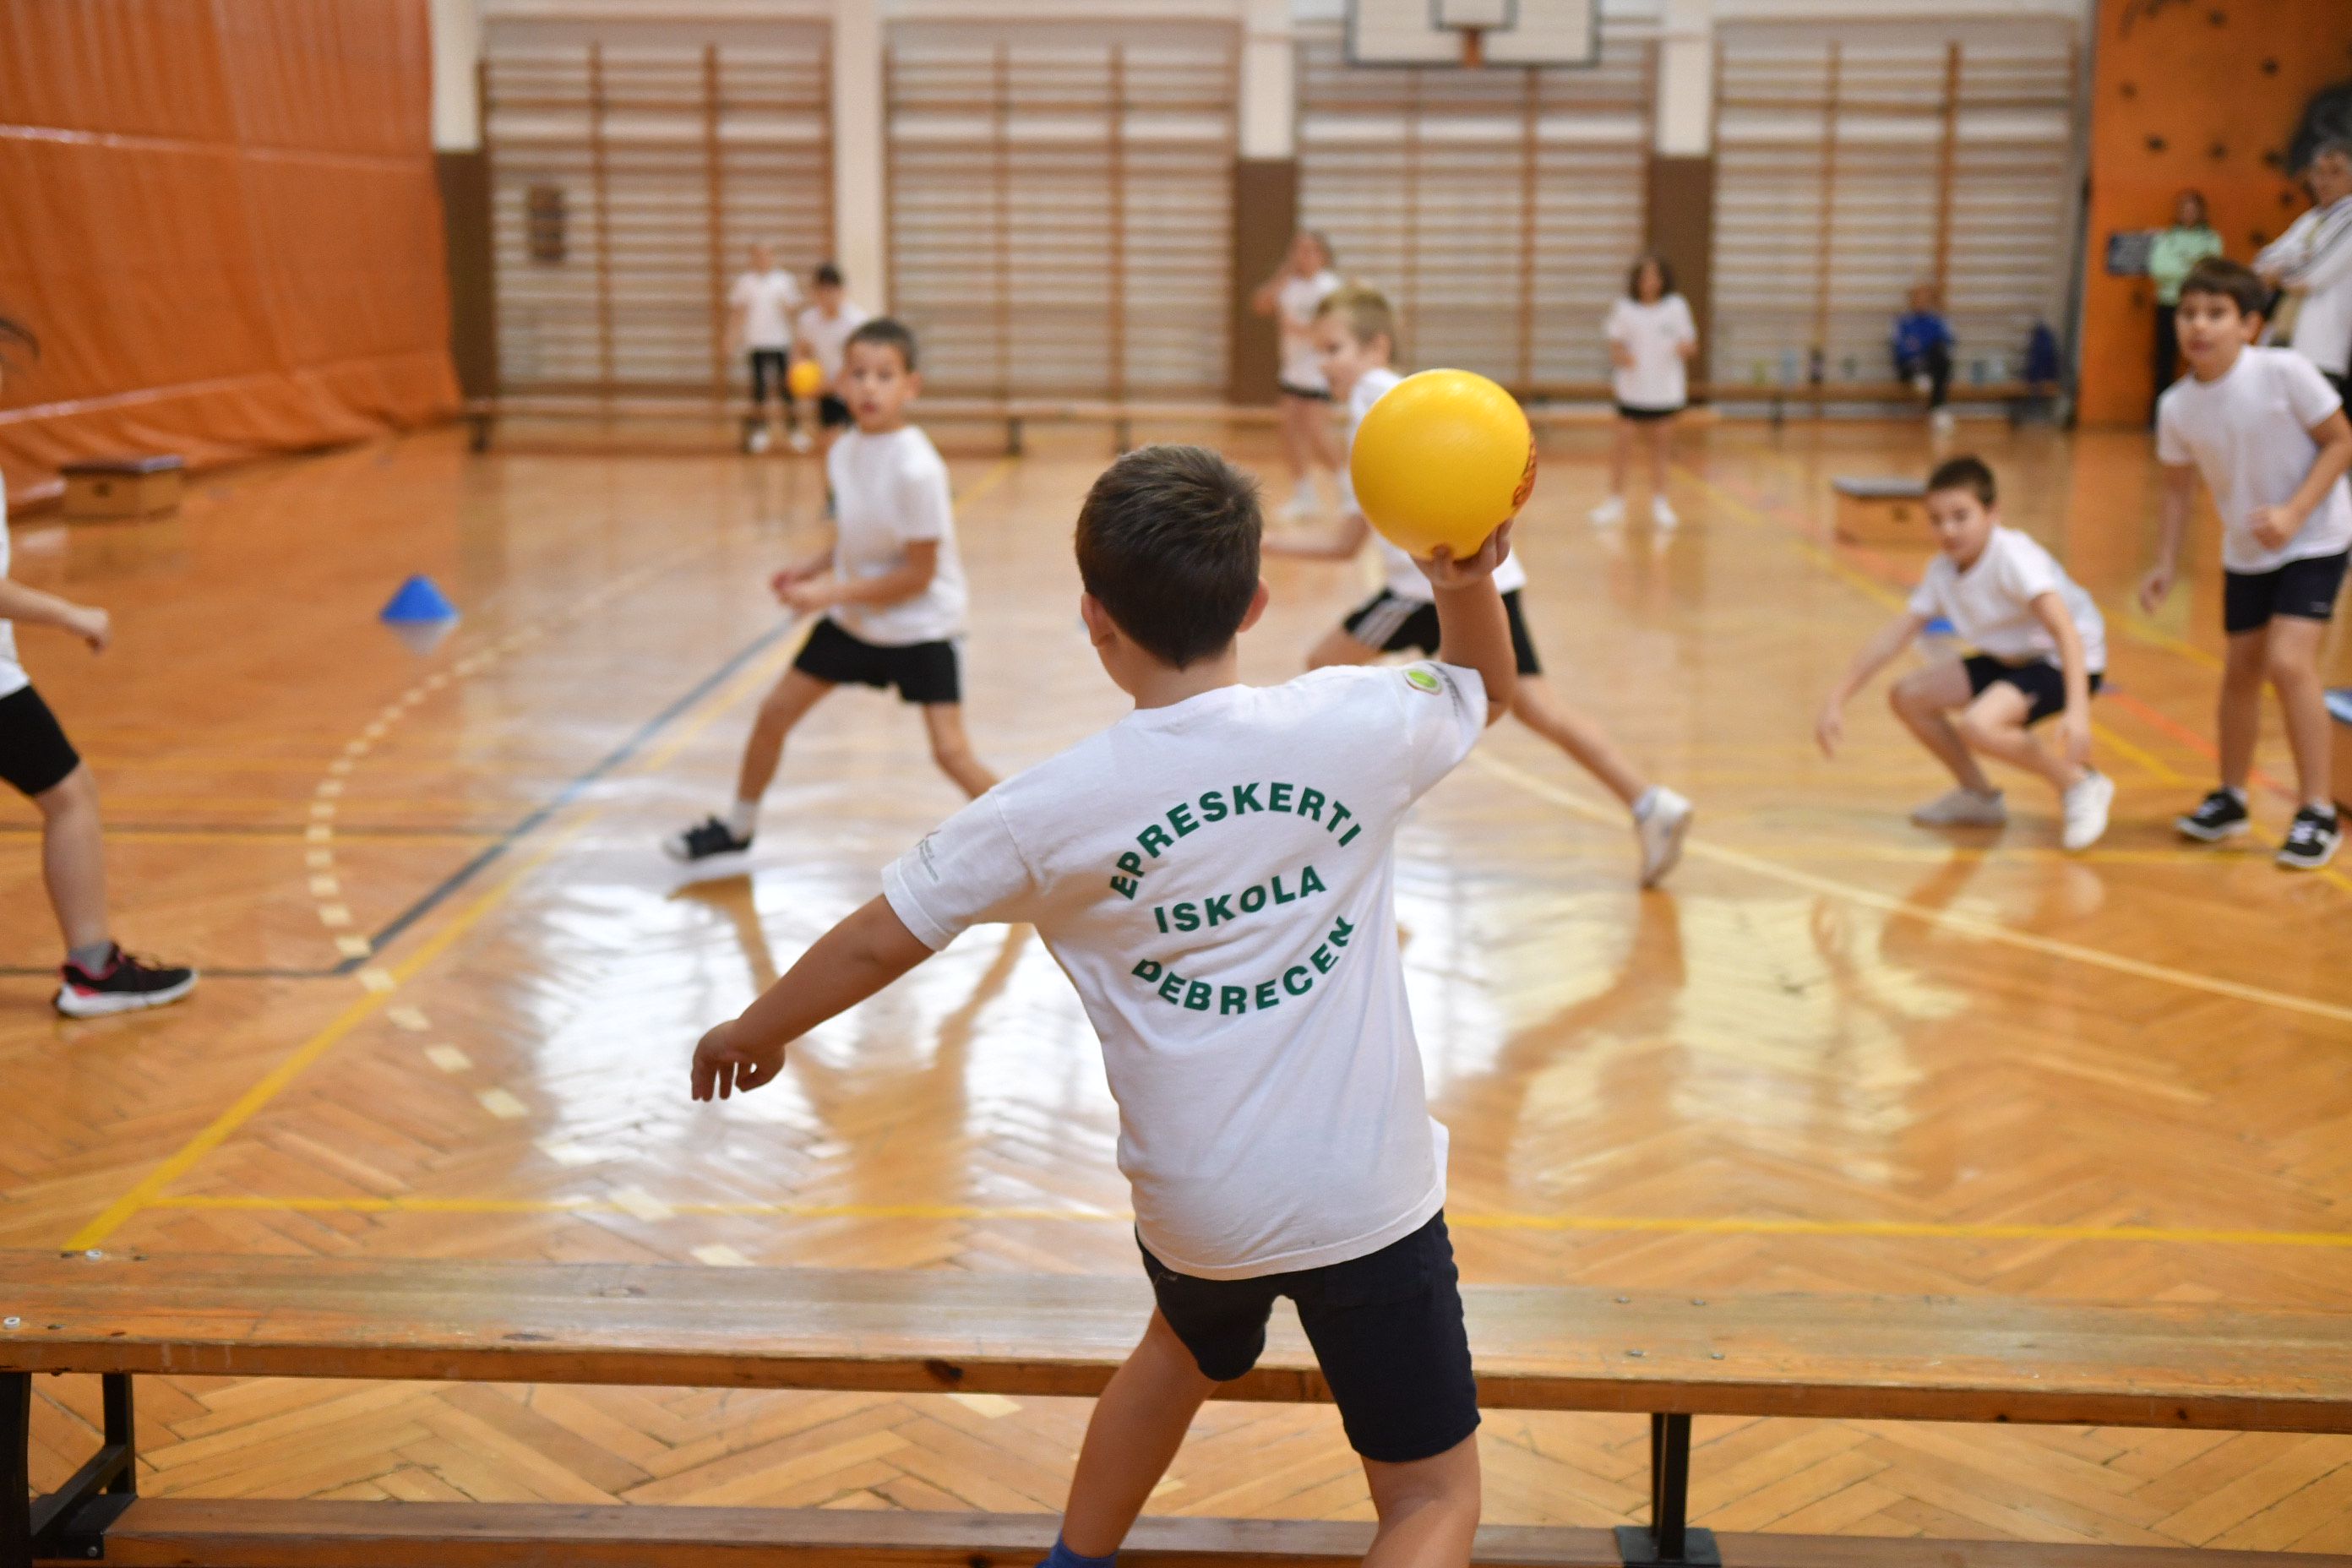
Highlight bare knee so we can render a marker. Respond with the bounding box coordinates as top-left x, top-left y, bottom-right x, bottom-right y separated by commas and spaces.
1887, 678, 1932, 721
35, 763, 97, 821
1367, 1433, 1483, 1544
2265, 644, 2317, 690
